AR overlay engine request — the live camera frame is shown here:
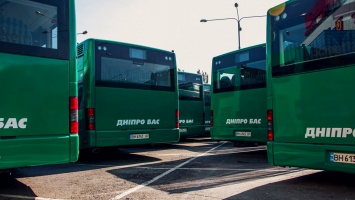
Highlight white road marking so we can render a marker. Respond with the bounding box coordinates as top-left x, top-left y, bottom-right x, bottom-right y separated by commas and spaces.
111, 142, 227, 200
133, 166, 299, 172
